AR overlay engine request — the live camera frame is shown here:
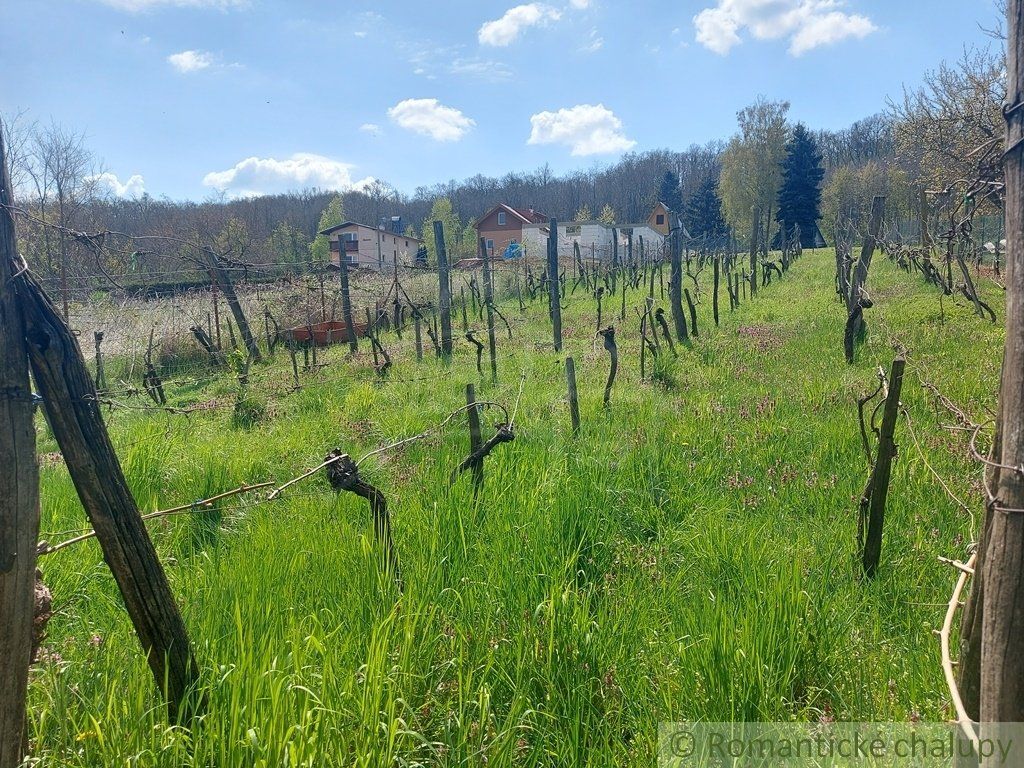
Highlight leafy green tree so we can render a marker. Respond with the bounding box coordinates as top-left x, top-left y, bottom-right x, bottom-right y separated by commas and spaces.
267, 222, 308, 275
685, 174, 728, 239
718, 97, 790, 241
309, 194, 344, 267
659, 169, 683, 213
461, 222, 479, 257
422, 197, 462, 264
574, 204, 592, 222
776, 123, 825, 246
215, 218, 251, 259
597, 204, 616, 226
